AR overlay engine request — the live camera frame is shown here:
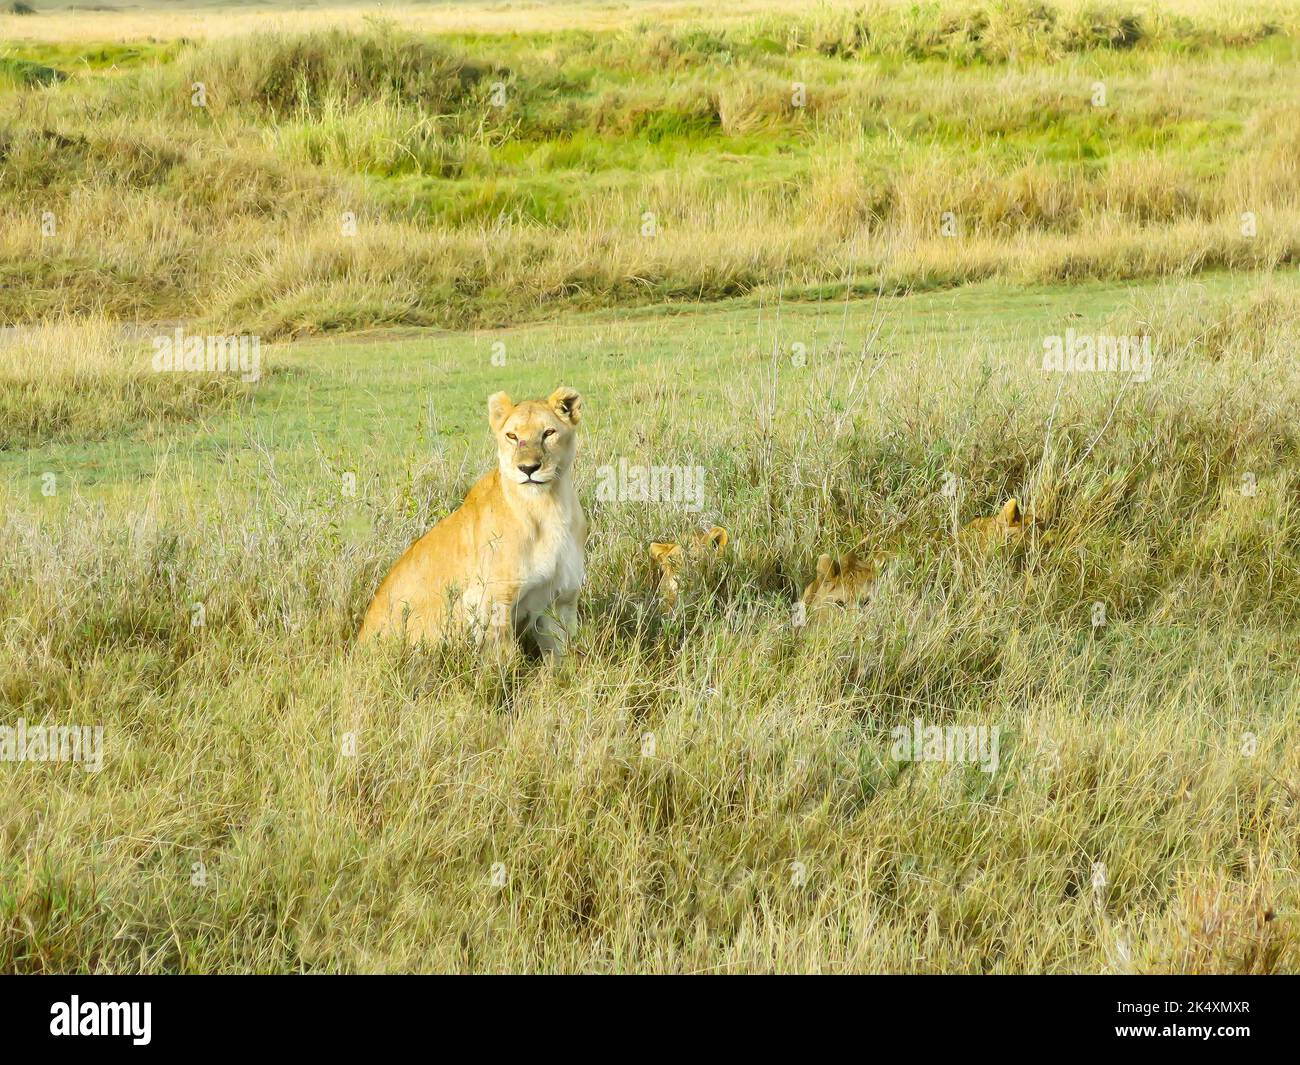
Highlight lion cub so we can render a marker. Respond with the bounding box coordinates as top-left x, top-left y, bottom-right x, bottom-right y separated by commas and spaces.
960, 497, 1038, 546
359, 387, 586, 656
648, 526, 728, 610
801, 550, 885, 620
